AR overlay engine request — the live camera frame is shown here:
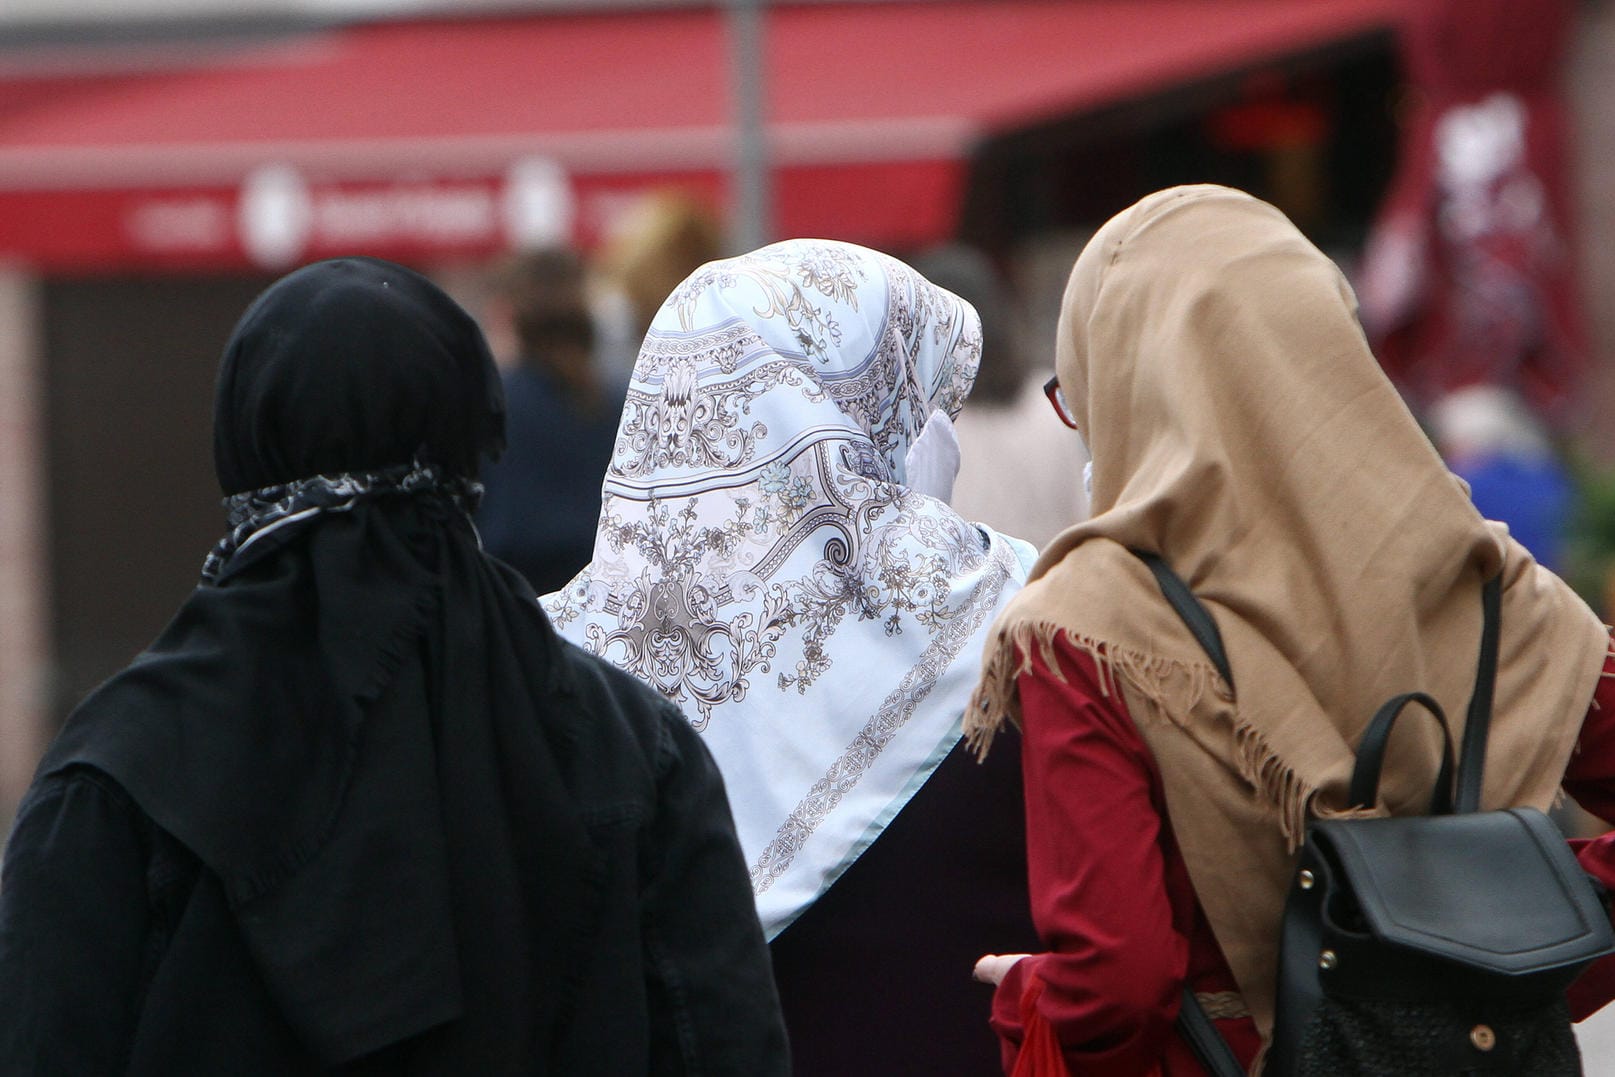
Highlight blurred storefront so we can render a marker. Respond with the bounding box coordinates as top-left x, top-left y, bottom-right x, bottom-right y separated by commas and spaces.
0, 1, 1410, 268
0, 0, 1418, 820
